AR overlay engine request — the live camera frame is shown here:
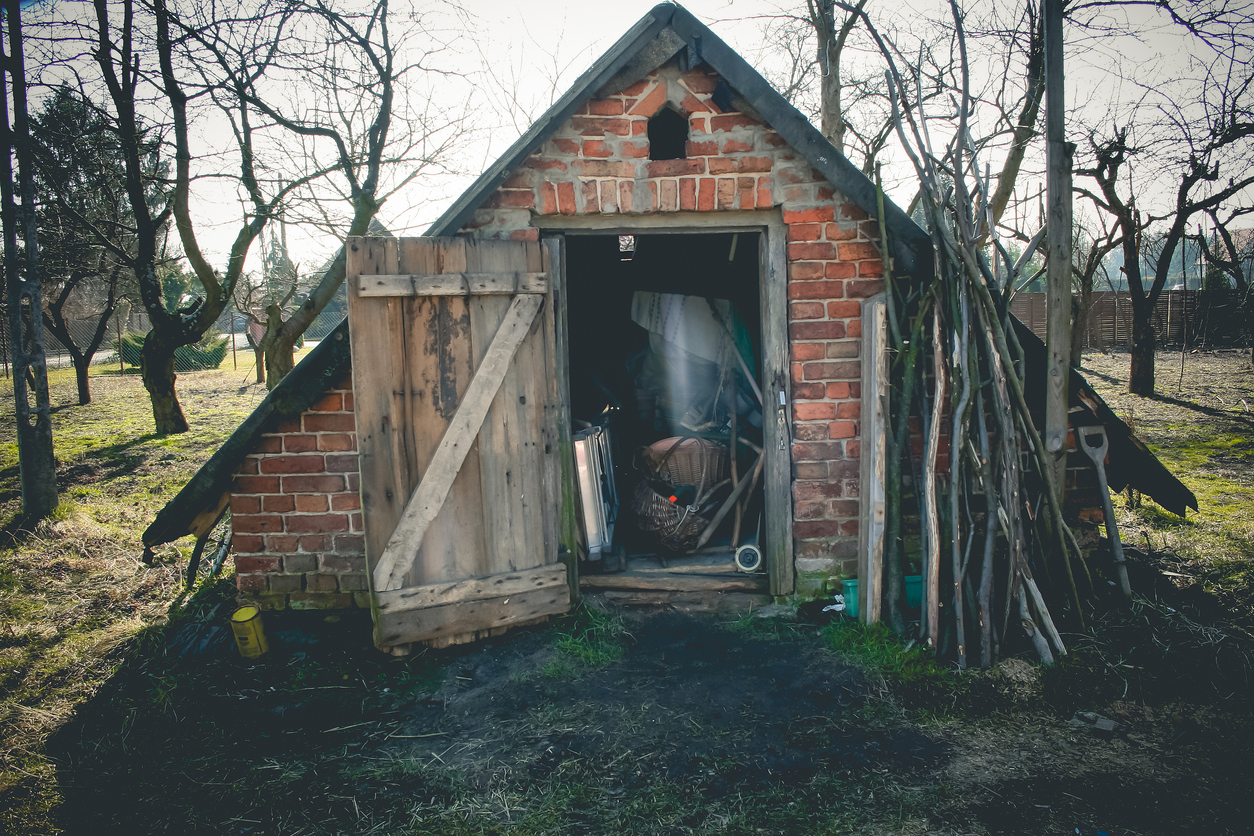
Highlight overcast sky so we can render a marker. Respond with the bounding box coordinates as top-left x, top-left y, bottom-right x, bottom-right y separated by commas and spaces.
159, 0, 1234, 271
